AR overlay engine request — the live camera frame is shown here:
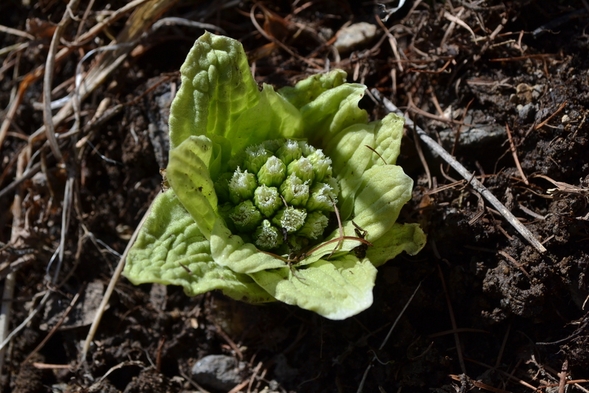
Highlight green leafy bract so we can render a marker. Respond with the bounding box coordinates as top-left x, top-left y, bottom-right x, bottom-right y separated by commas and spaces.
124, 32, 426, 320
